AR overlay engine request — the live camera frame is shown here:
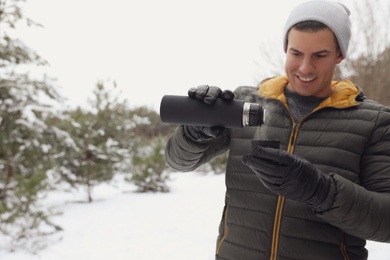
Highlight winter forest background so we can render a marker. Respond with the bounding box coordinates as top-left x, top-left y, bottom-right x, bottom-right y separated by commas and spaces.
1, 0, 390, 258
